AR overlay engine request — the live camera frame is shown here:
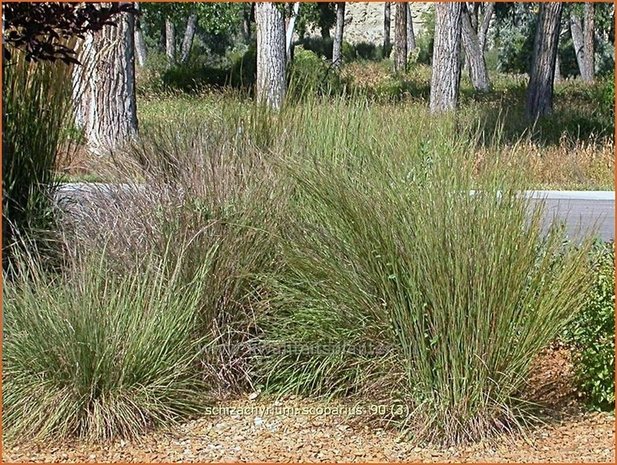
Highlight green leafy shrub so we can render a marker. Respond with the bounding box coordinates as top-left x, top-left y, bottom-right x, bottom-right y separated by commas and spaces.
137, 46, 257, 96
229, 43, 257, 90
414, 7, 435, 64
161, 64, 229, 92
563, 241, 615, 410
257, 120, 595, 445
593, 77, 615, 120
341, 41, 356, 63
353, 41, 382, 61
2, 53, 73, 271
296, 36, 334, 60
288, 47, 347, 100
3, 248, 213, 441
